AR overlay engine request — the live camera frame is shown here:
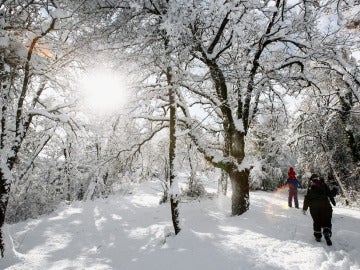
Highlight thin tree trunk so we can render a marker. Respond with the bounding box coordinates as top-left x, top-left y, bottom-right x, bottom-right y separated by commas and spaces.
159, 158, 169, 204
0, 170, 11, 257
188, 143, 196, 193
328, 159, 351, 205
219, 132, 231, 196
218, 169, 228, 196
0, 10, 9, 257
167, 66, 181, 235
63, 146, 72, 202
